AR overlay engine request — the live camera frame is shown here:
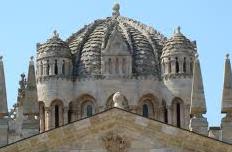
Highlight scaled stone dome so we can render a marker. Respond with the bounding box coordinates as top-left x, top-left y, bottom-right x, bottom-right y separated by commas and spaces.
67, 4, 167, 77
162, 27, 196, 57
37, 31, 72, 59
